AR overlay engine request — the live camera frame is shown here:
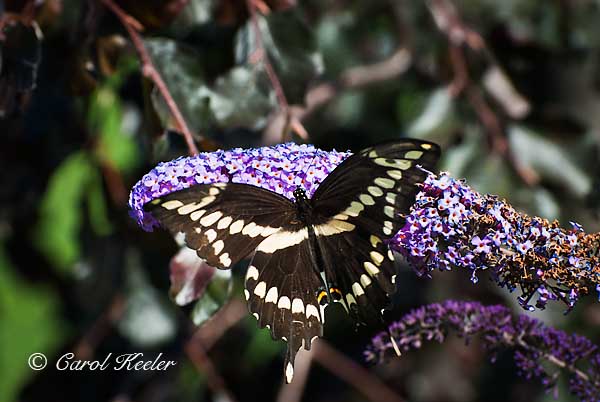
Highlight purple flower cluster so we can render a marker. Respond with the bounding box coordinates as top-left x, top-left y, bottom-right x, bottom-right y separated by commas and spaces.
128, 143, 350, 231
391, 172, 600, 310
365, 300, 600, 401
